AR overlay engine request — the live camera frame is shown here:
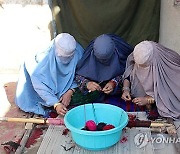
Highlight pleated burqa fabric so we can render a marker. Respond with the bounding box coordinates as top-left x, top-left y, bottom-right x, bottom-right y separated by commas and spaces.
124, 41, 180, 120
